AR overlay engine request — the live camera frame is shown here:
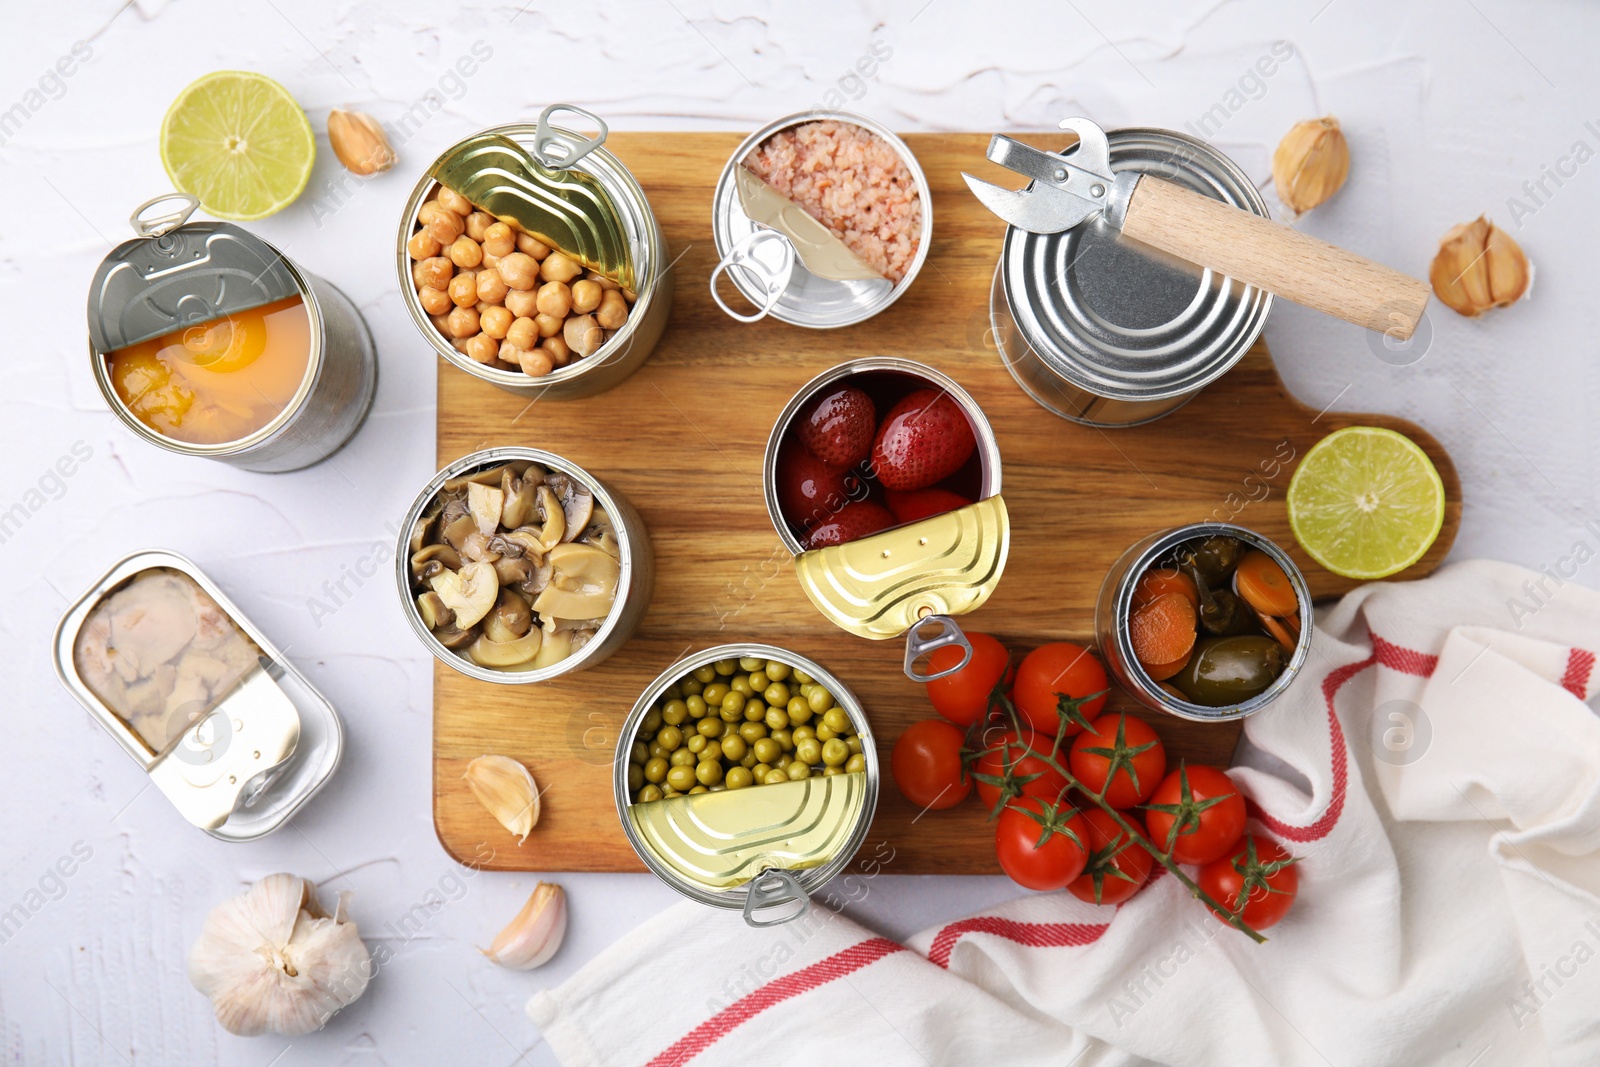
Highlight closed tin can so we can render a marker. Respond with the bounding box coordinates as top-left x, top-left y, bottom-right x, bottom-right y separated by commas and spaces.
1095, 522, 1312, 722
395, 446, 653, 684
991, 129, 1273, 427
52, 550, 344, 840
87, 194, 377, 473
763, 358, 1008, 679
398, 111, 673, 400
710, 110, 932, 328
614, 643, 879, 926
